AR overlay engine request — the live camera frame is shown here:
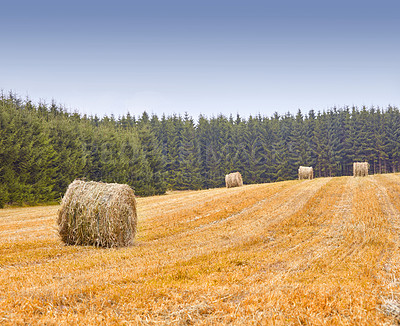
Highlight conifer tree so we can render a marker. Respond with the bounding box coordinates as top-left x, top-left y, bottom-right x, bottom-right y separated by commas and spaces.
136, 113, 167, 195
